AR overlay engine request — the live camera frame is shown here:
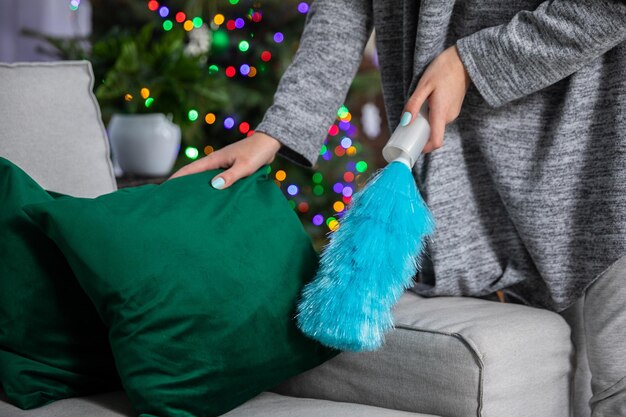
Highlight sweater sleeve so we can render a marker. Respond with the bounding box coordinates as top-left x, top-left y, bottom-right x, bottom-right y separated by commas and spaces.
254, 0, 373, 167
455, 0, 626, 108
